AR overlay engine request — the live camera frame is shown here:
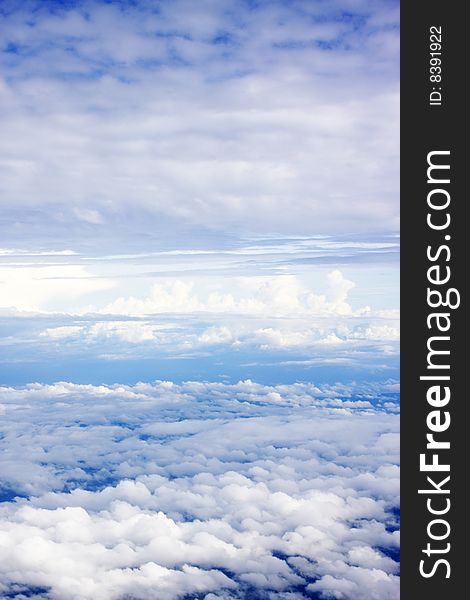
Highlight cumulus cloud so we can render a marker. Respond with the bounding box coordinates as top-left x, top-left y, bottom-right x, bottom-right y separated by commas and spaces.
87, 321, 160, 343
99, 271, 359, 318
0, 234, 399, 318
198, 326, 234, 346
0, 380, 399, 599
11, 307, 399, 385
